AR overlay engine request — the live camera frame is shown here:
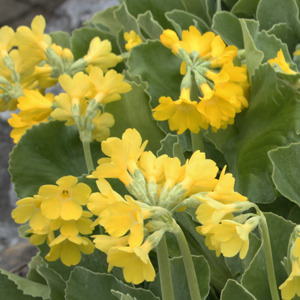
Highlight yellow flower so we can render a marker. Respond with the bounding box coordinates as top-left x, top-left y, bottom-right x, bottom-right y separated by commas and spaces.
84, 37, 122, 72
90, 128, 148, 186
14, 15, 52, 72
206, 167, 248, 204
11, 195, 50, 231
279, 259, 300, 300
50, 93, 74, 125
180, 150, 218, 195
106, 239, 156, 284
0, 26, 15, 56
153, 87, 208, 134
8, 90, 54, 143
46, 234, 95, 266
38, 176, 92, 221
124, 31, 142, 51
88, 66, 131, 104
50, 211, 94, 237
195, 197, 238, 234
269, 49, 296, 74
92, 235, 129, 253
207, 217, 259, 259
91, 111, 115, 142
198, 62, 249, 131
160, 29, 181, 54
